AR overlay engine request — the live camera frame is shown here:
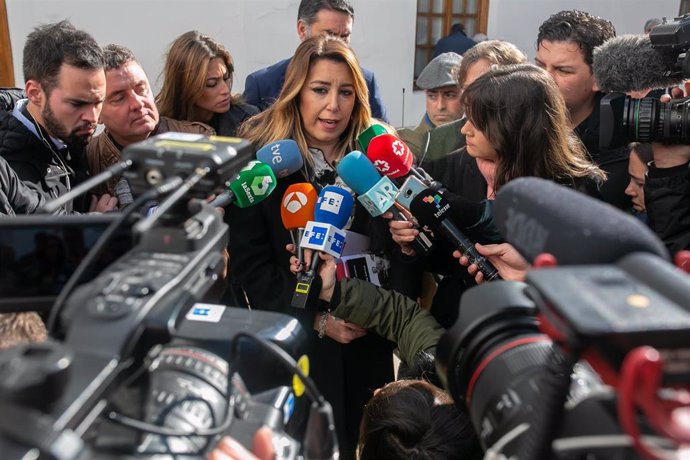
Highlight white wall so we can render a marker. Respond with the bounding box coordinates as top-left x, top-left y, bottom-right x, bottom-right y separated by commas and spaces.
6, 0, 681, 129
